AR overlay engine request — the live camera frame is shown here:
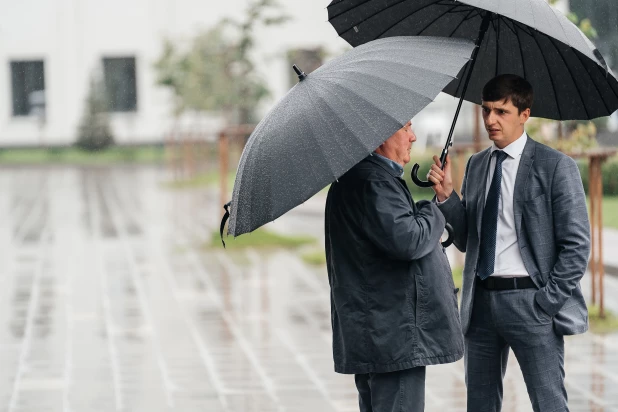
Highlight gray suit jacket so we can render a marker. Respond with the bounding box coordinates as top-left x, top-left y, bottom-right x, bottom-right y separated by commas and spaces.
438, 137, 590, 336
